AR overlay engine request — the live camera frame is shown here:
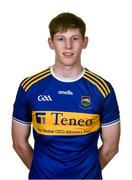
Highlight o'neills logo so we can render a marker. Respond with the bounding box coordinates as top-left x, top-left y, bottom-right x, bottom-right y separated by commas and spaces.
32, 111, 100, 136
58, 90, 73, 95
